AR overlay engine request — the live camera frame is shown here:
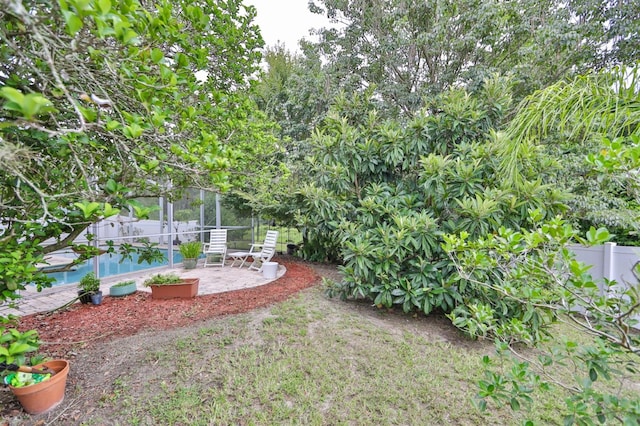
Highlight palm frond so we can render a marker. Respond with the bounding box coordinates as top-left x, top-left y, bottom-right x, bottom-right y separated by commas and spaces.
498, 64, 640, 186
